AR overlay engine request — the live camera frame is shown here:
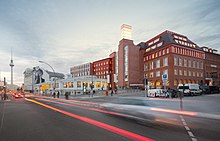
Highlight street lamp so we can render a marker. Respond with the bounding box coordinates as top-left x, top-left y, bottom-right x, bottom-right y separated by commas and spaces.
38, 61, 56, 92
